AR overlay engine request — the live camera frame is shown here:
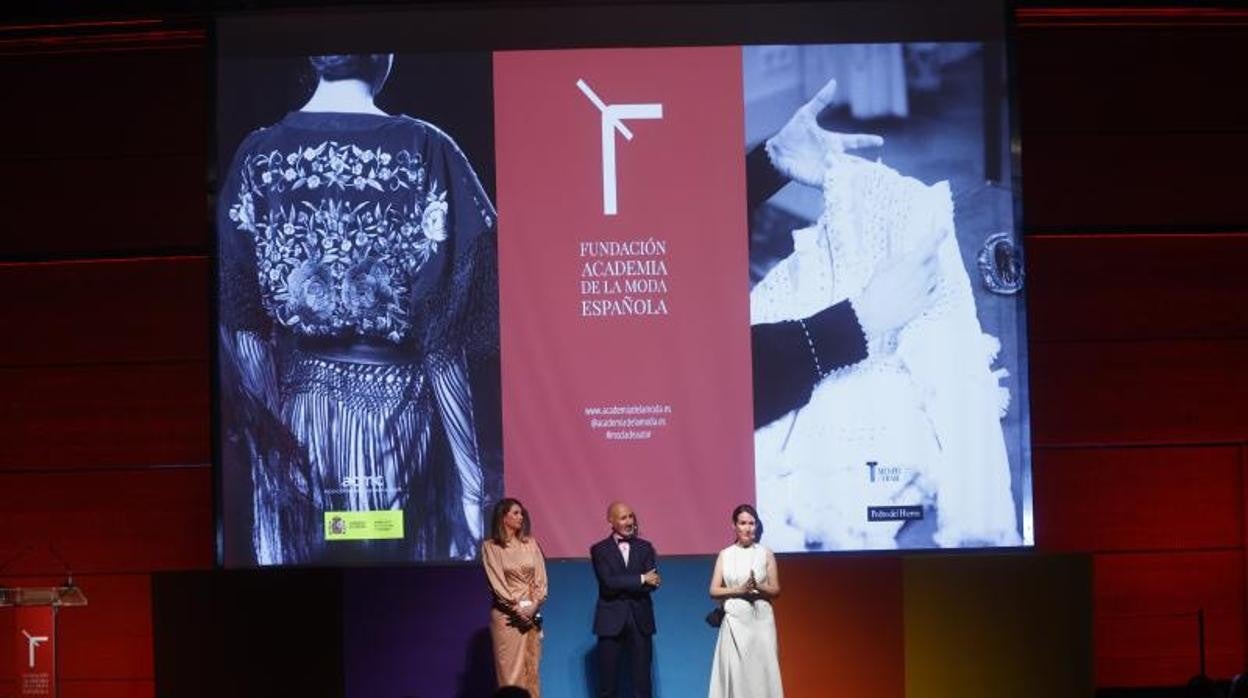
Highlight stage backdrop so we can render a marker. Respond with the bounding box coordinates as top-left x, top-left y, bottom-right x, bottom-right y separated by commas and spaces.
216, 2, 1032, 566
